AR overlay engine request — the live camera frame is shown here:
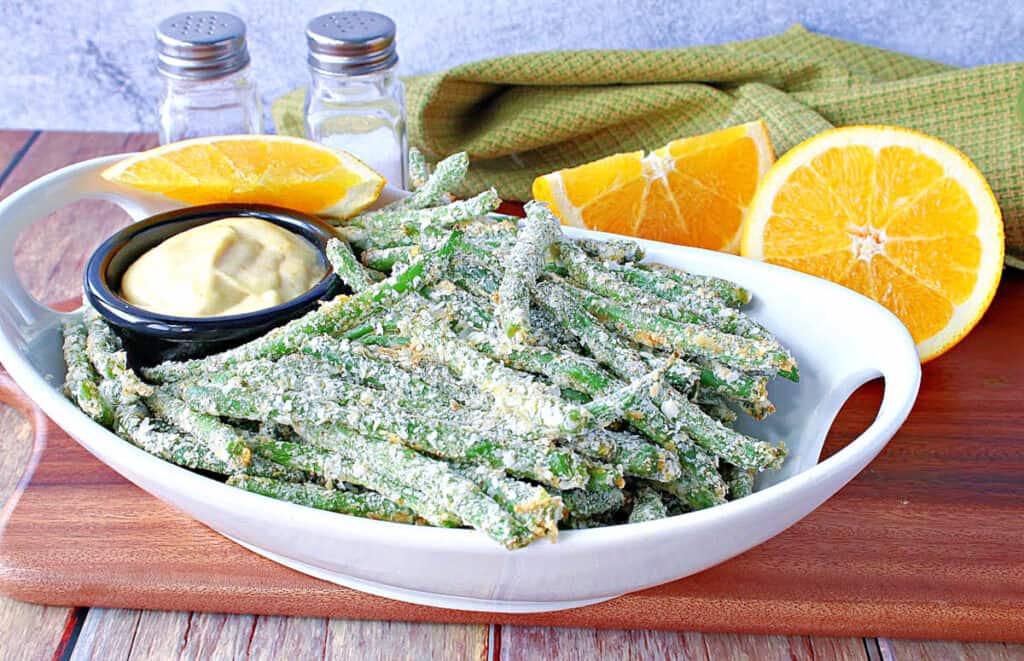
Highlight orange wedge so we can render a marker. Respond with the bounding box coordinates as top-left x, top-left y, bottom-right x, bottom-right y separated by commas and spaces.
741, 126, 1004, 361
102, 135, 385, 218
533, 121, 774, 252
